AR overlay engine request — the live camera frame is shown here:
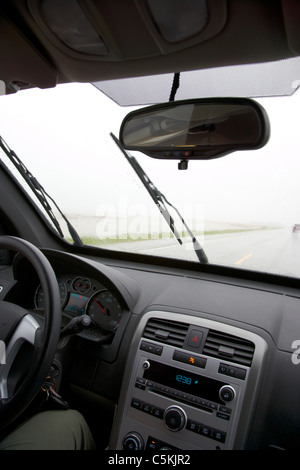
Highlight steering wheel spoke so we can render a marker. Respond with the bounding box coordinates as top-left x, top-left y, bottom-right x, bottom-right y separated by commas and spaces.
0, 314, 40, 400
